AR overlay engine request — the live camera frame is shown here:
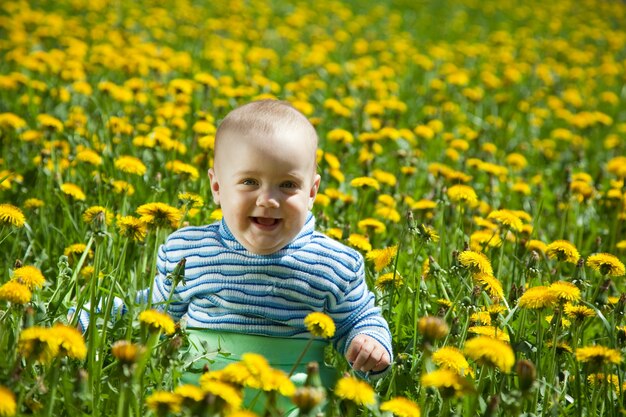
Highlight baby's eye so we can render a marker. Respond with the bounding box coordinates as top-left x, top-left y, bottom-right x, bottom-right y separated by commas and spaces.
241, 178, 258, 186
280, 181, 299, 189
